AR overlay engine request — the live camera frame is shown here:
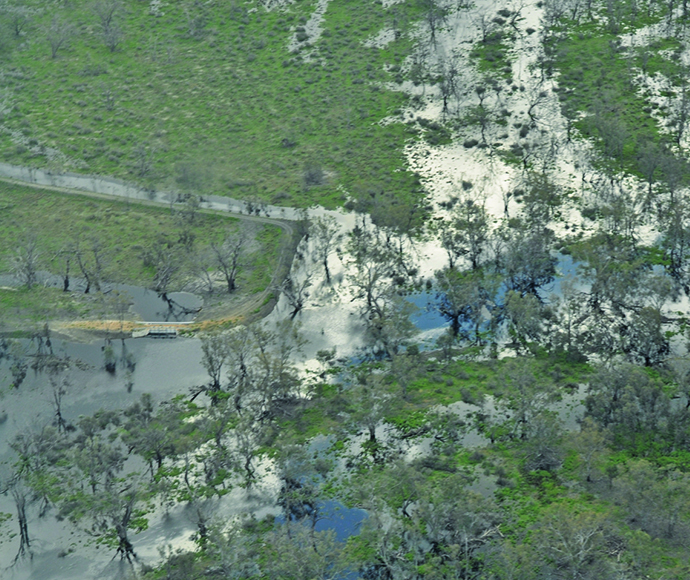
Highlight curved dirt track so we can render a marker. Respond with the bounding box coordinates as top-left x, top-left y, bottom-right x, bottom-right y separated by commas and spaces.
0, 173, 300, 330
